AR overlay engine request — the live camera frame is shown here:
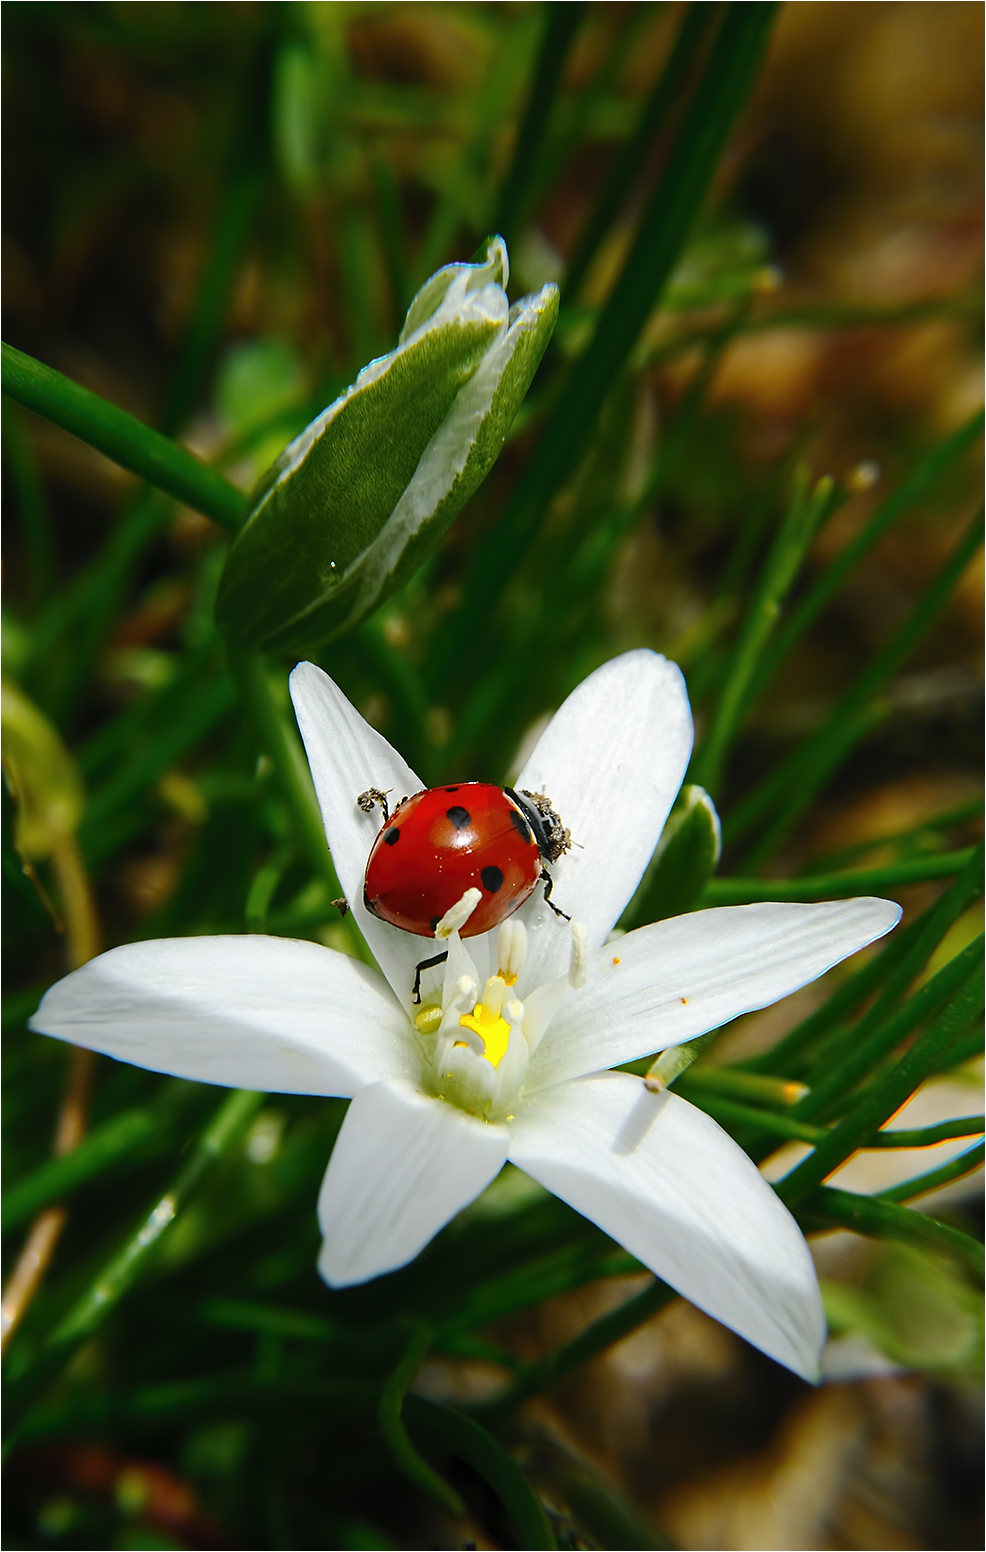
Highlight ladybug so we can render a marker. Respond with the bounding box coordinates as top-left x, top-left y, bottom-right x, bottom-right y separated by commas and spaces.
358, 783, 572, 1000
